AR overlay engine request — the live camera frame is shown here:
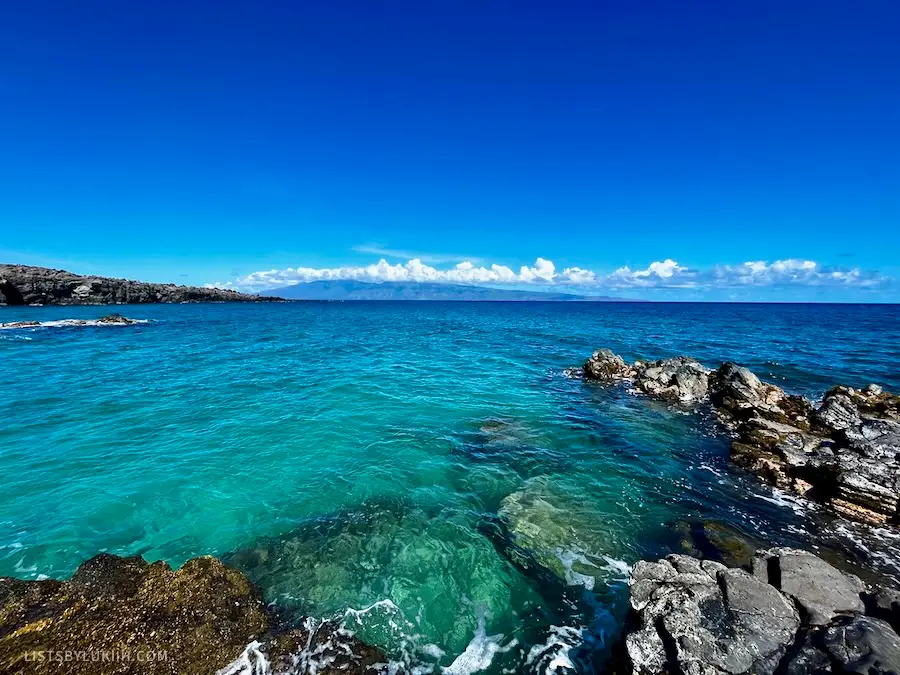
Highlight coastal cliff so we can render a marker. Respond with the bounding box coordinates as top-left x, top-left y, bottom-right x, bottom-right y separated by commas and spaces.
0, 264, 280, 305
